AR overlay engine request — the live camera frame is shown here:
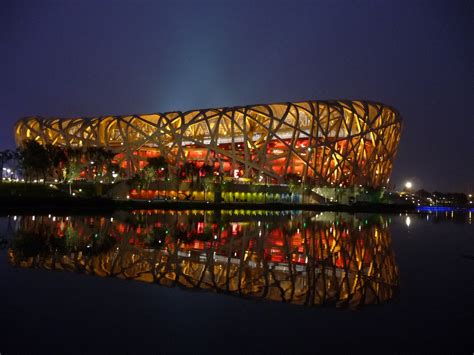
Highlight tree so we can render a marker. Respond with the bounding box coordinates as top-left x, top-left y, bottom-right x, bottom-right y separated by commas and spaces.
60, 146, 117, 183
66, 161, 82, 194
199, 164, 214, 180
19, 140, 50, 182
147, 156, 168, 180
97, 148, 116, 181
45, 144, 68, 181
142, 166, 156, 190
62, 147, 84, 186
85, 147, 109, 181
198, 164, 215, 200
202, 177, 214, 201
130, 173, 144, 192
179, 161, 199, 186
